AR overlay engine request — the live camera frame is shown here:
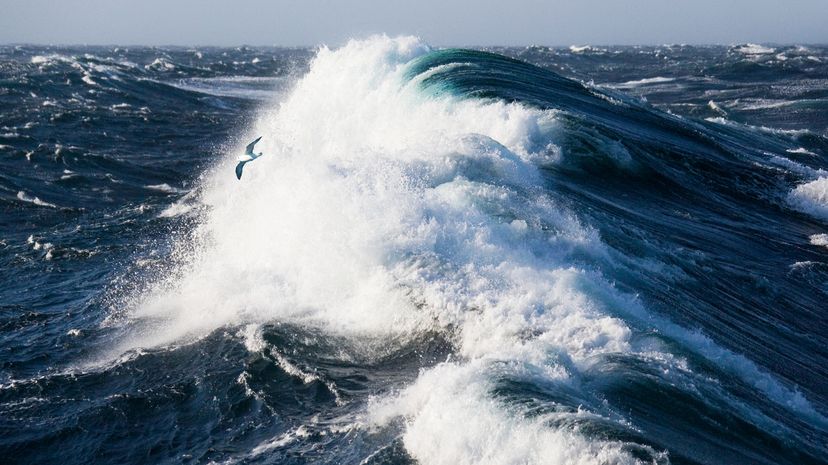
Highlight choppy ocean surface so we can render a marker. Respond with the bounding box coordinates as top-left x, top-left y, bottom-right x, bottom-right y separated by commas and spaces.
1, 37, 827, 465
